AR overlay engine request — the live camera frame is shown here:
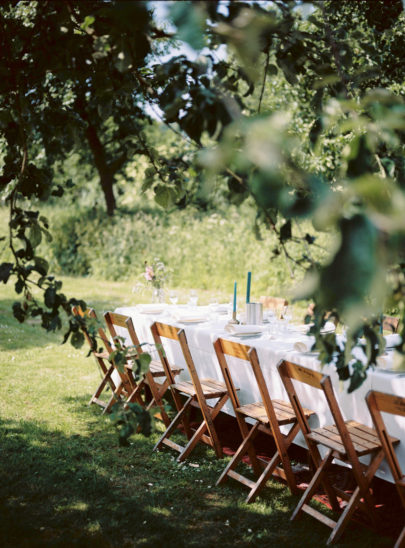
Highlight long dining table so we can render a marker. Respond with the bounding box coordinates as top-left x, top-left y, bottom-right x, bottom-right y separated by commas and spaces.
115, 304, 405, 484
